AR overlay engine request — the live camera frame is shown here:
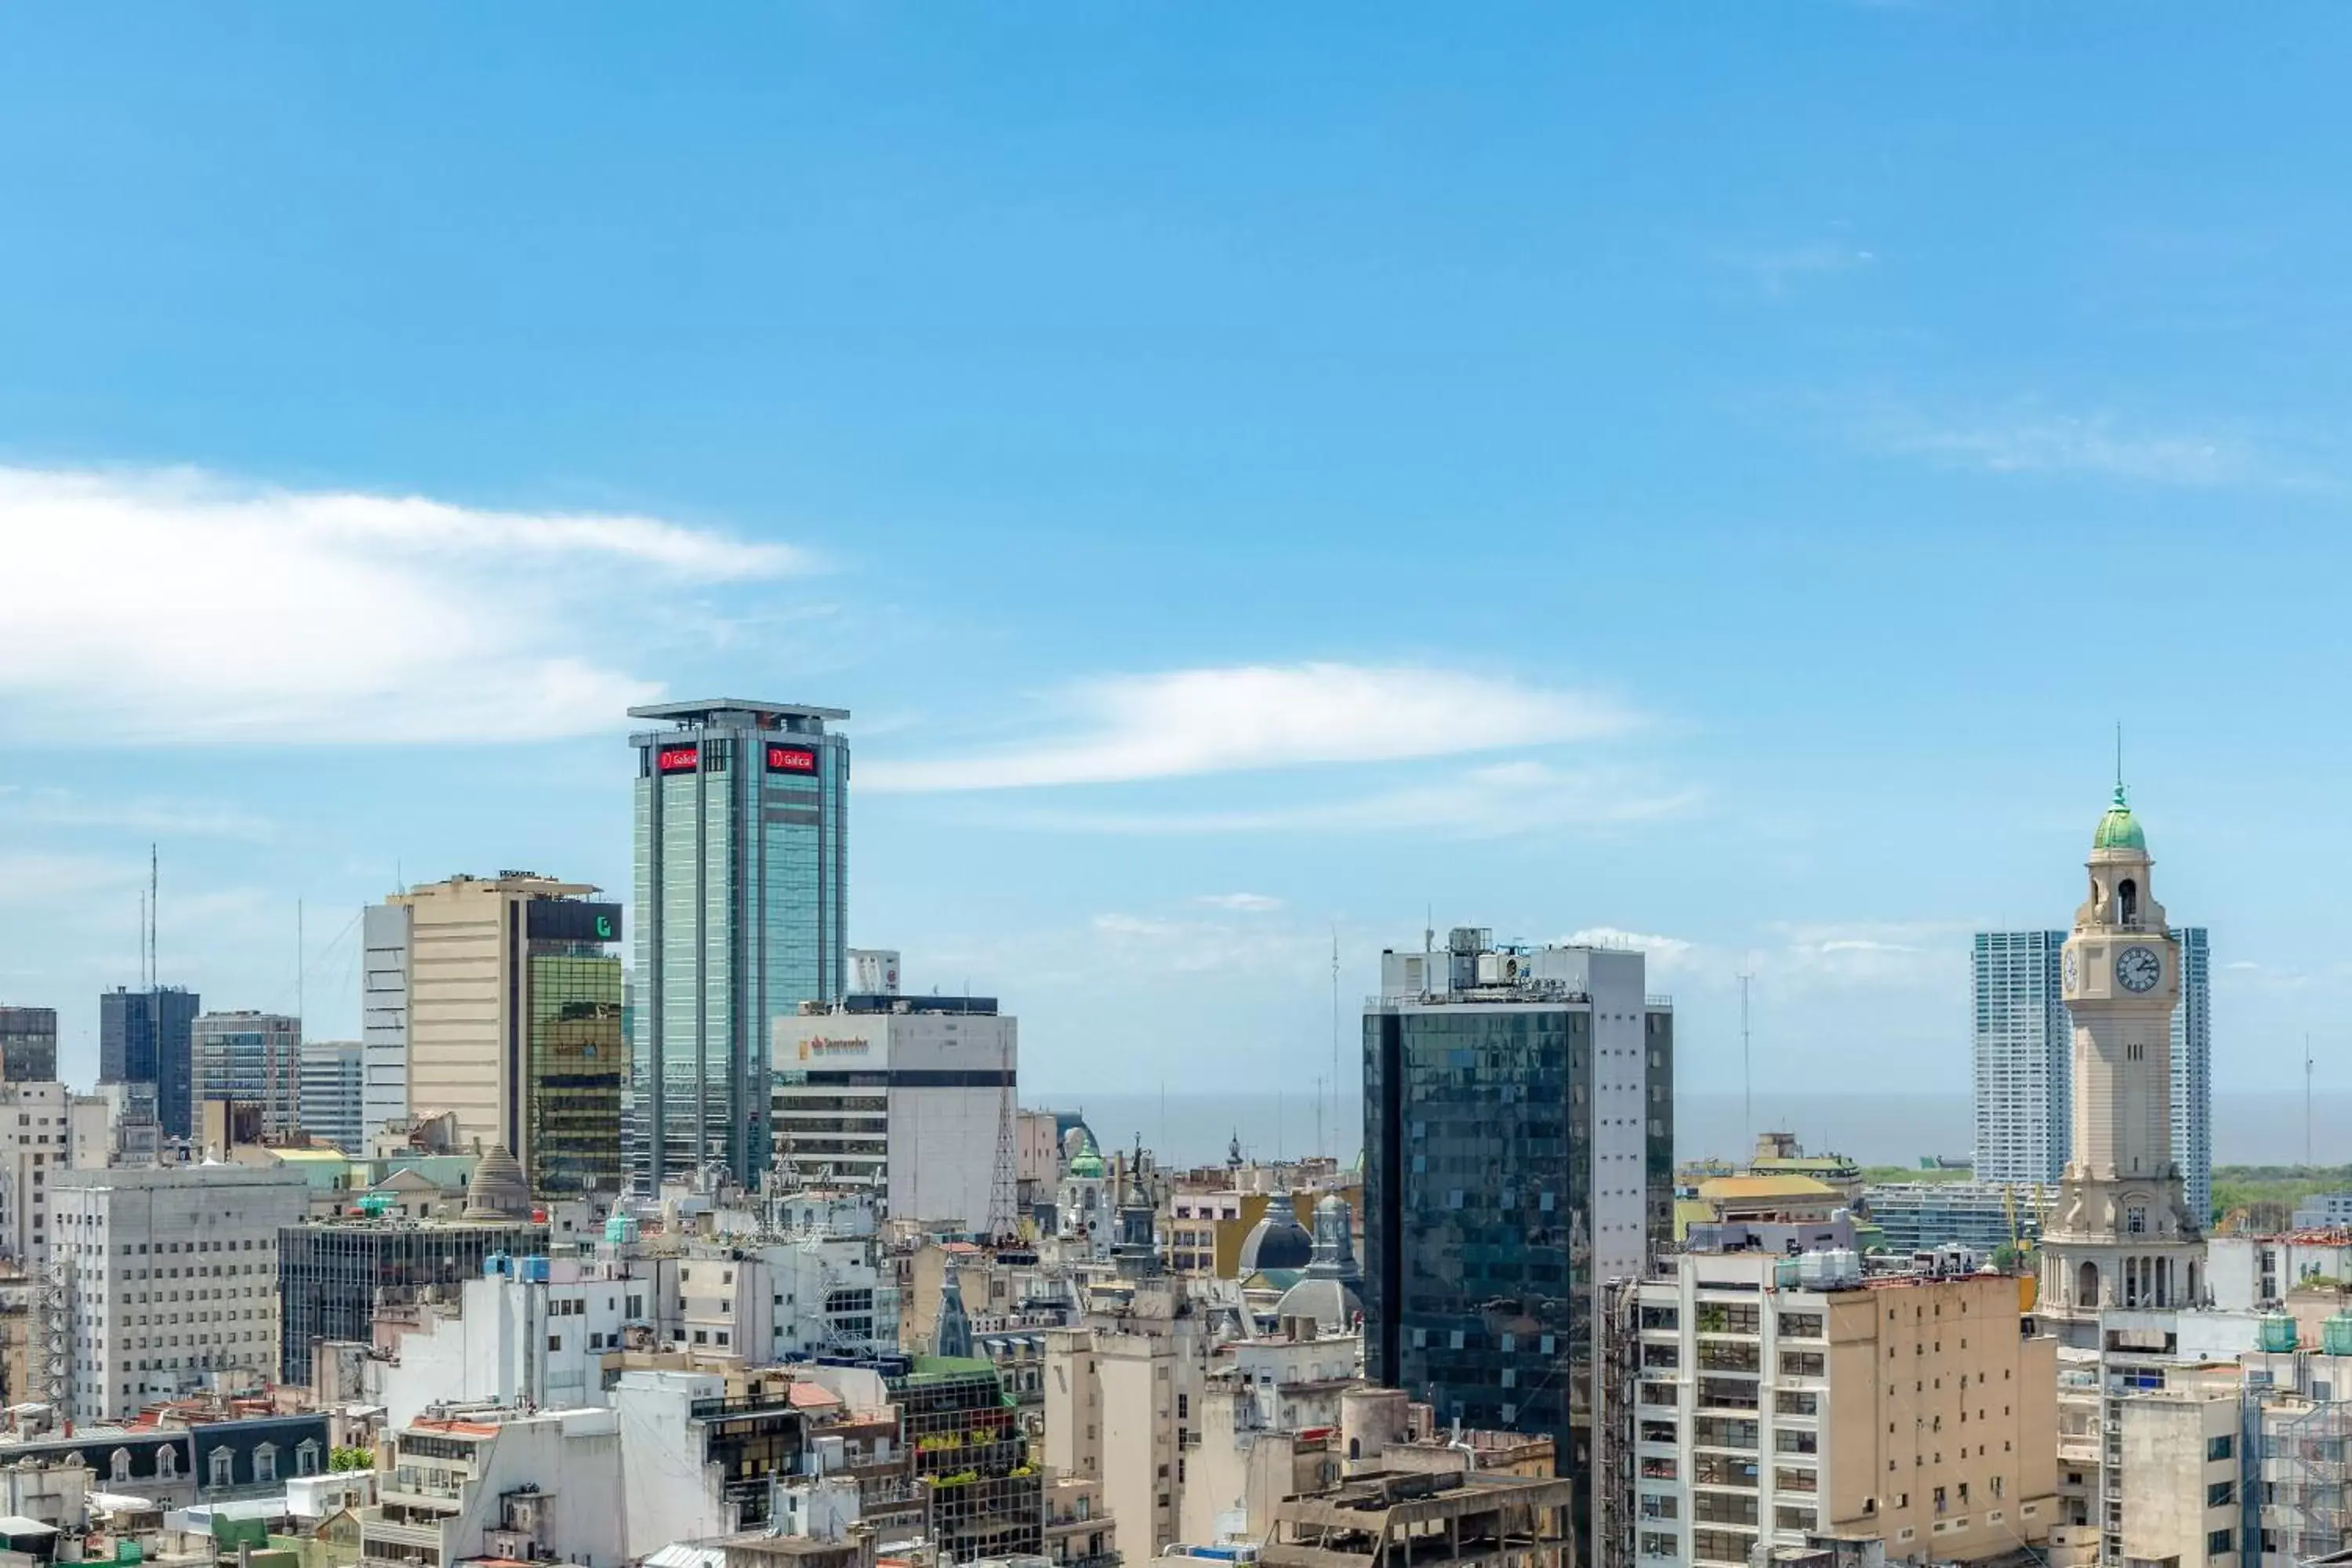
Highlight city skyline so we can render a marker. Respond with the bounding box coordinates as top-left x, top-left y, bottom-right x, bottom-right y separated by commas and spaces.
5, 9, 2350, 1105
